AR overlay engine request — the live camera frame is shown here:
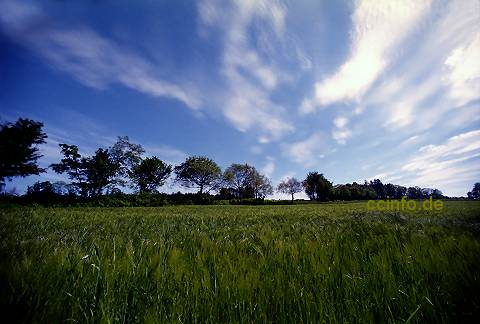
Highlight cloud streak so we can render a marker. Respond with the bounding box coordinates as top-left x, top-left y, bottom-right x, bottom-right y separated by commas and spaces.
313, 0, 432, 107
0, 0, 201, 109
369, 130, 480, 196
198, 0, 300, 141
